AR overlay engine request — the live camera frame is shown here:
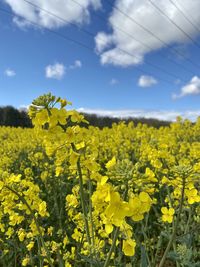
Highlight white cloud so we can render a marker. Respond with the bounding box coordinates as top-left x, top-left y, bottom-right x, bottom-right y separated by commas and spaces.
110, 78, 119, 85
4, 68, 16, 77
4, 0, 101, 29
69, 60, 82, 69
18, 104, 29, 111
45, 63, 65, 79
77, 108, 200, 122
95, 32, 114, 53
174, 79, 182, 85
95, 0, 200, 67
138, 75, 157, 87
173, 76, 200, 99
